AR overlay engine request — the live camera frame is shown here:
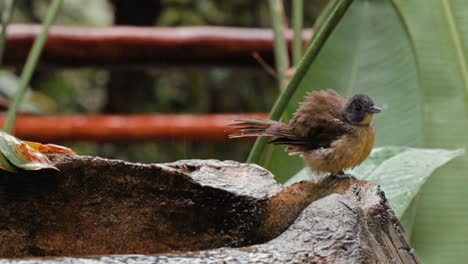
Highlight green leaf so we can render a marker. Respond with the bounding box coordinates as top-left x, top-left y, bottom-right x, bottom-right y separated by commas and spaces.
268, 0, 289, 90
0, 0, 15, 66
359, 148, 463, 218
399, 193, 420, 238
265, 0, 468, 261
268, 0, 422, 182
285, 147, 463, 218
0, 151, 17, 172
0, 71, 48, 114
3, 0, 63, 132
247, 0, 354, 166
391, 1, 468, 262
